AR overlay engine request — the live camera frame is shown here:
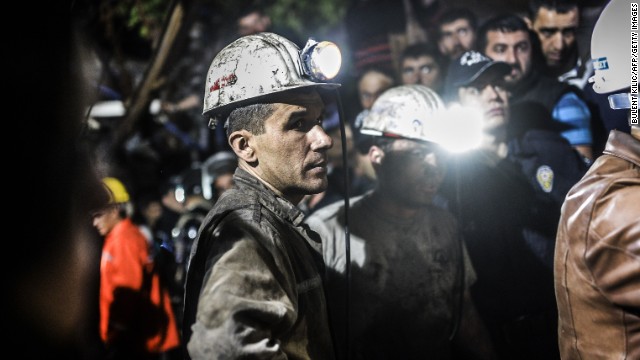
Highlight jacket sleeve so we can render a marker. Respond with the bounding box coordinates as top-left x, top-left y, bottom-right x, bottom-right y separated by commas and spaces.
587, 183, 640, 311
187, 222, 294, 360
513, 129, 588, 205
